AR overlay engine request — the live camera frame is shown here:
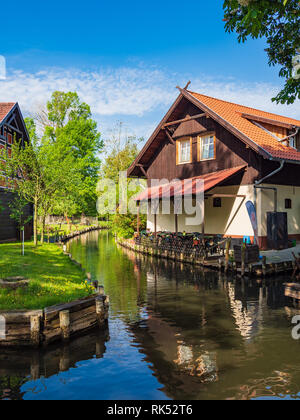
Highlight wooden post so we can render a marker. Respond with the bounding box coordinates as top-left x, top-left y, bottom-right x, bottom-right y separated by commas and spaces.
30, 315, 40, 347
233, 261, 237, 273
60, 310, 70, 341
225, 238, 232, 274
30, 352, 40, 380
262, 256, 267, 277
104, 296, 110, 320
154, 213, 157, 237
96, 335, 105, 359
175, 214, 178, 235
249, 264, 253, 277
59, 346, 70, 372
137, 201, 140, 235
241, 243, 246, 277
97, 285, 105, 295
96, 297, 104, 326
